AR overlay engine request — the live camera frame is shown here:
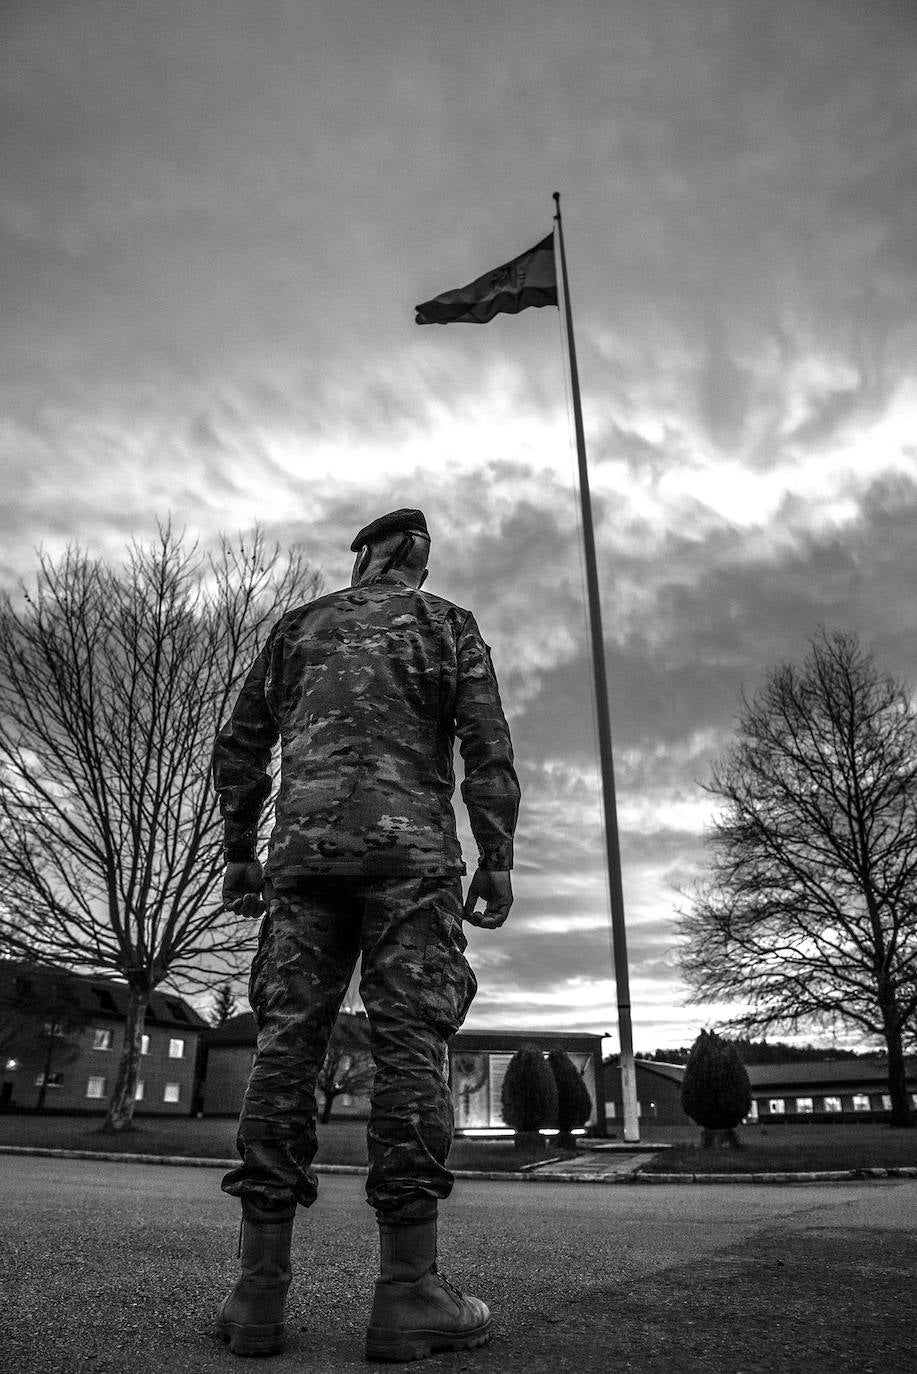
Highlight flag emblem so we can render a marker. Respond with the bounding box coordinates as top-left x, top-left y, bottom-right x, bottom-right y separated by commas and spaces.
415, 234, 557, 325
